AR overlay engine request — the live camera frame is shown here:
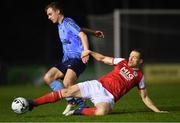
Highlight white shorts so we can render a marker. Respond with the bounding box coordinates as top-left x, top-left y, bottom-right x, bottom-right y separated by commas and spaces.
77, 80, 114, 109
